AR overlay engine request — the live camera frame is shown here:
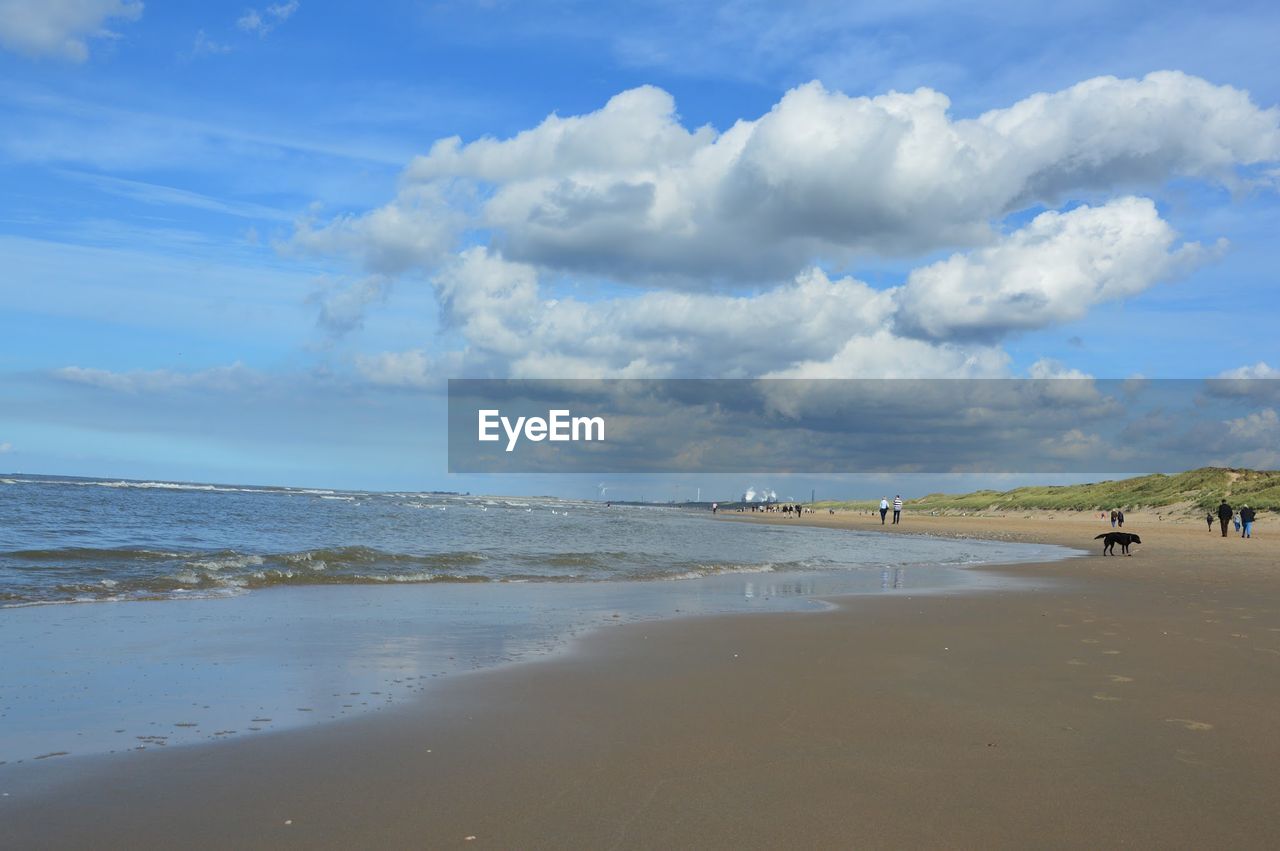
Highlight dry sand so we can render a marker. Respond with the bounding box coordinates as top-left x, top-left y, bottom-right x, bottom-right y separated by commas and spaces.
4, 511, 1279, 849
